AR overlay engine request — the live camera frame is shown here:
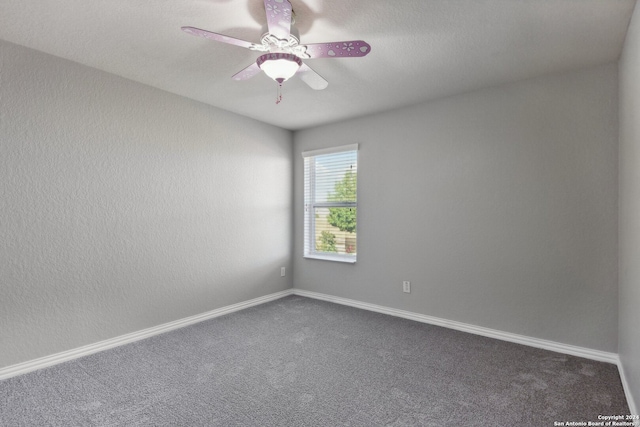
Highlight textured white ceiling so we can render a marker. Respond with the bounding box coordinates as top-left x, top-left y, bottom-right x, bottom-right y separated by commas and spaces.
0, 0, 636, 130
